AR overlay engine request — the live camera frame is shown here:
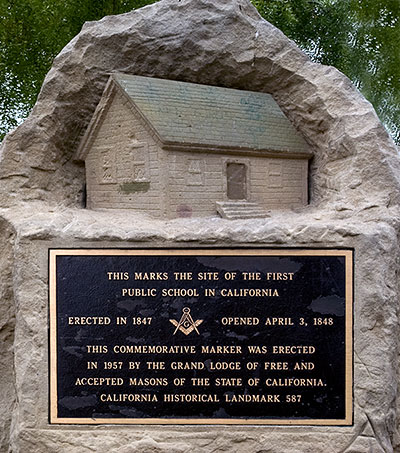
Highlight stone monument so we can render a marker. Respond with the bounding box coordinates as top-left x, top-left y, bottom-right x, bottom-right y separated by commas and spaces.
1, 0, 400, 451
